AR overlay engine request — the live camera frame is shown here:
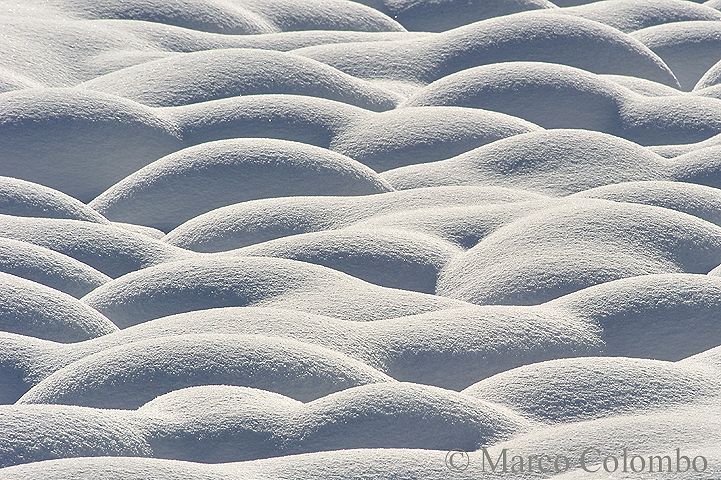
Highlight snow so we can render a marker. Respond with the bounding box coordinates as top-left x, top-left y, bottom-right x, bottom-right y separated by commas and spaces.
18, 334, 393, 407
0, 272, 116, 343
165, 186, 545, 252
632, 20, 721, 90
2, 0, 721, 478
90, 139, 393, 231
296, 12, 679, 86
557, 0, 721, 32
80, 49, 402, 109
